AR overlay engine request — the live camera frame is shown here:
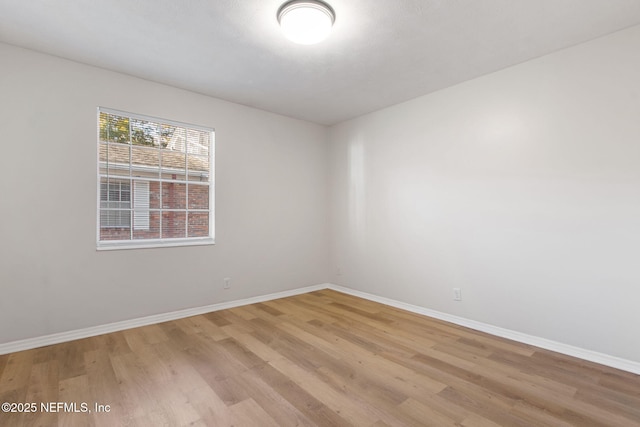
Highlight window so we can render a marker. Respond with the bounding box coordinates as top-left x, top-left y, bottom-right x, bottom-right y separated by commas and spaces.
100, 180, 131, 228
97, 108, 214, 249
